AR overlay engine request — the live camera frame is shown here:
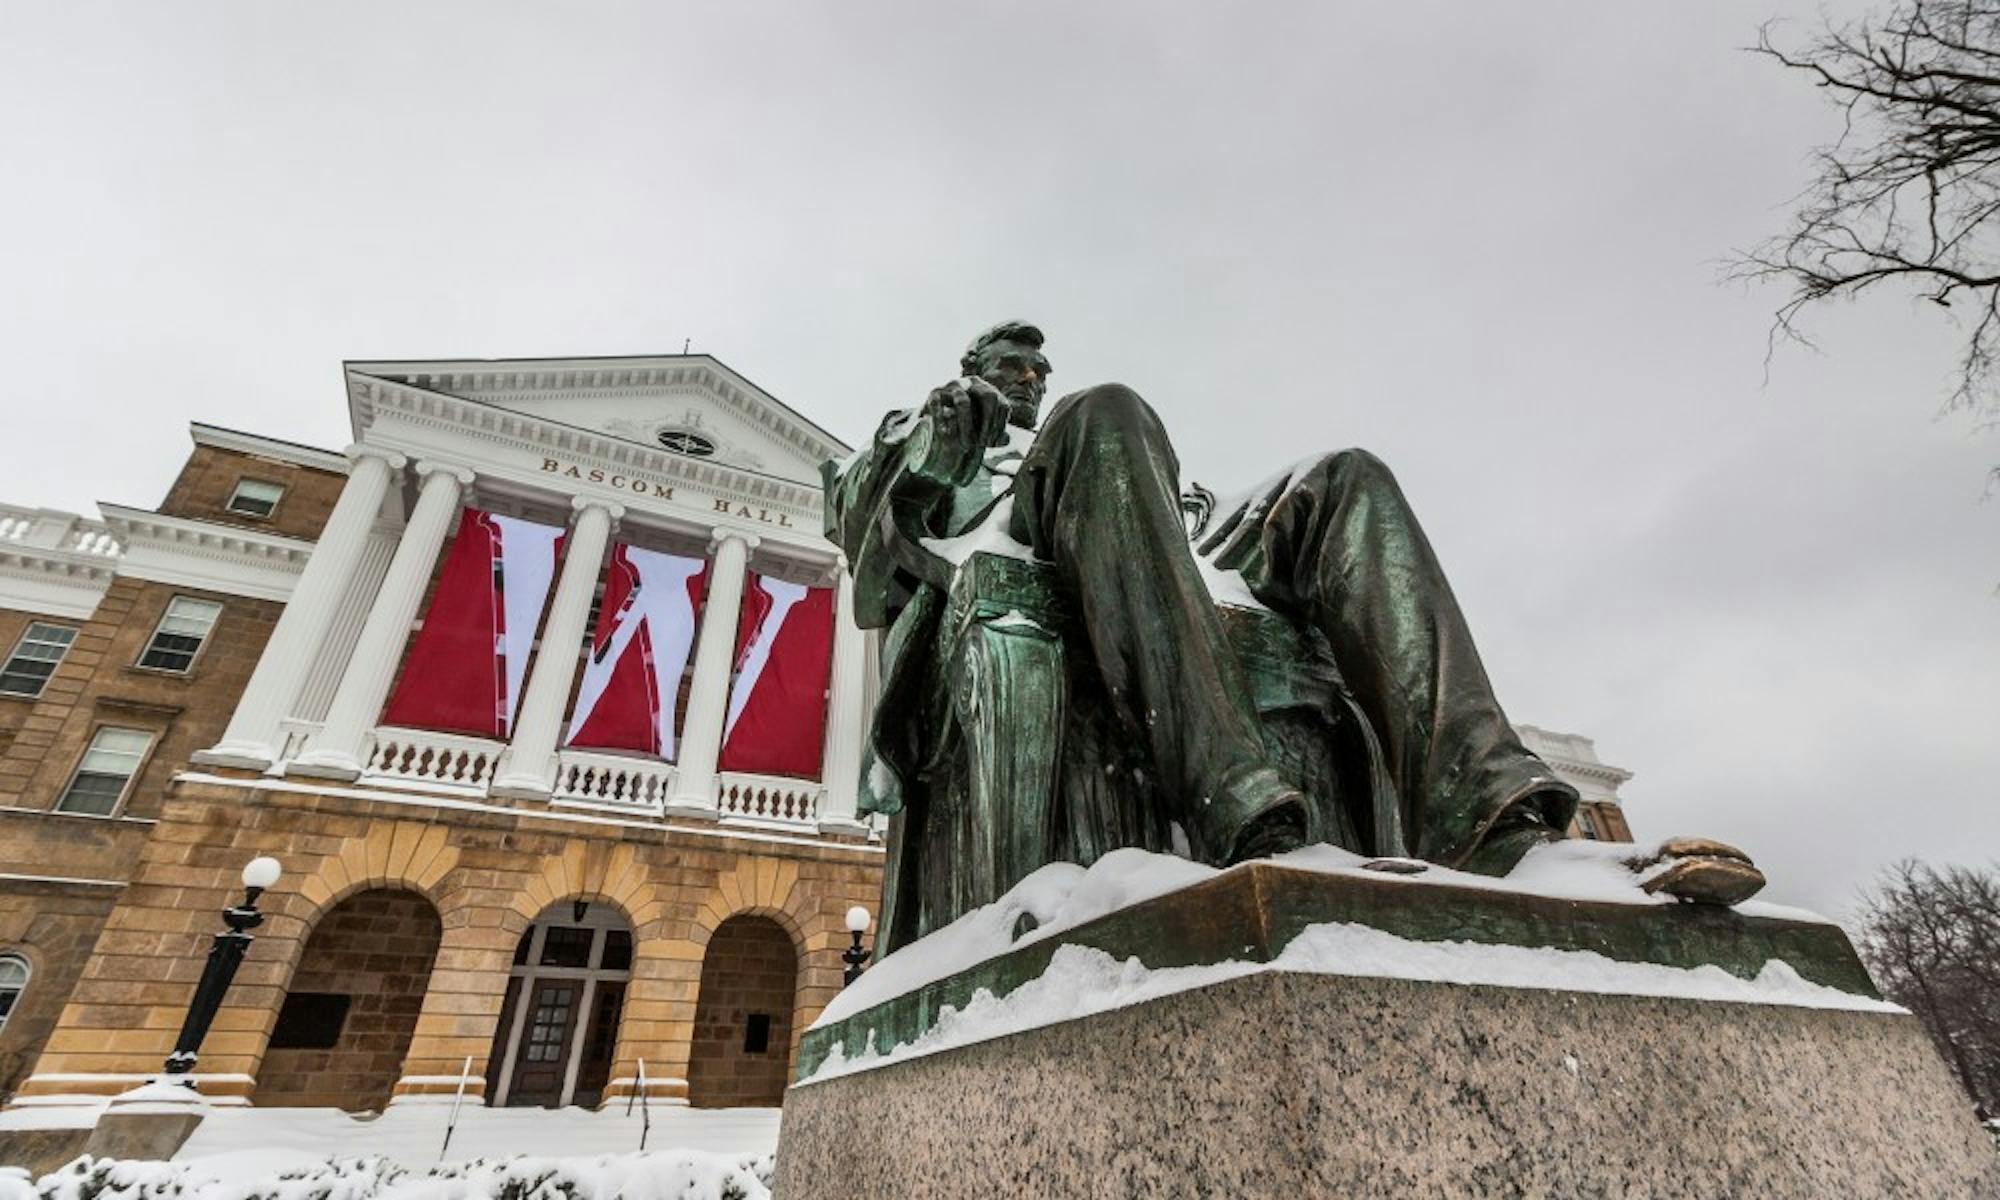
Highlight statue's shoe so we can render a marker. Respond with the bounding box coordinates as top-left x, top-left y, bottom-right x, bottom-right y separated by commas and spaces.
1214, 767, 1310, 866
1630, 837, 1767, 906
